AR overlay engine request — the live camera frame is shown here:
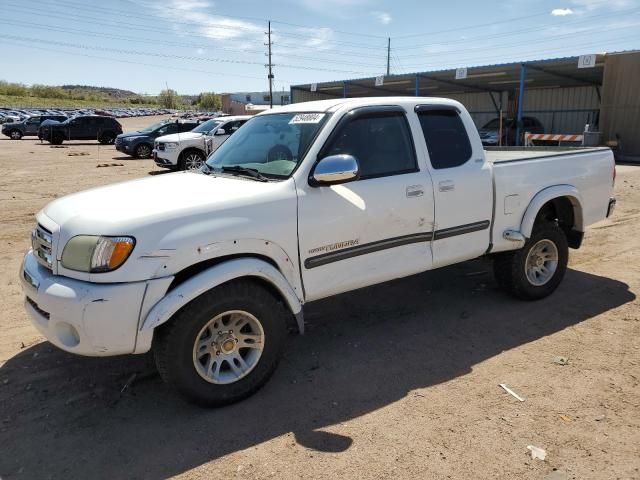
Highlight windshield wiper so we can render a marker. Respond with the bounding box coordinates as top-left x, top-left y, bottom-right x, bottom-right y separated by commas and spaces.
219, 165, 269, 182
